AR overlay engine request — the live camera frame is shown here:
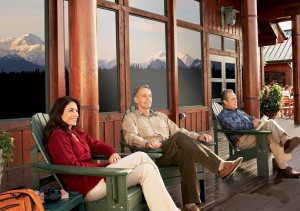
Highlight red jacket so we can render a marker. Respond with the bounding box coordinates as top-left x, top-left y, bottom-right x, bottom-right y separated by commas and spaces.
47, 128, 117, 197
